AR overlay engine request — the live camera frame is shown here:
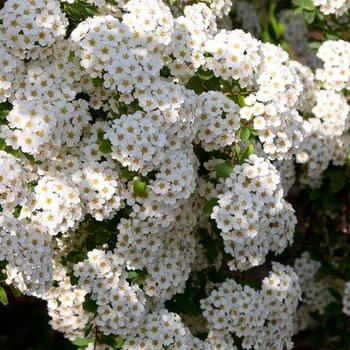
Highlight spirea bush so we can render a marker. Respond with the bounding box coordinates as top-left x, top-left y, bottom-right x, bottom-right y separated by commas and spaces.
0, 0, 350, 349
